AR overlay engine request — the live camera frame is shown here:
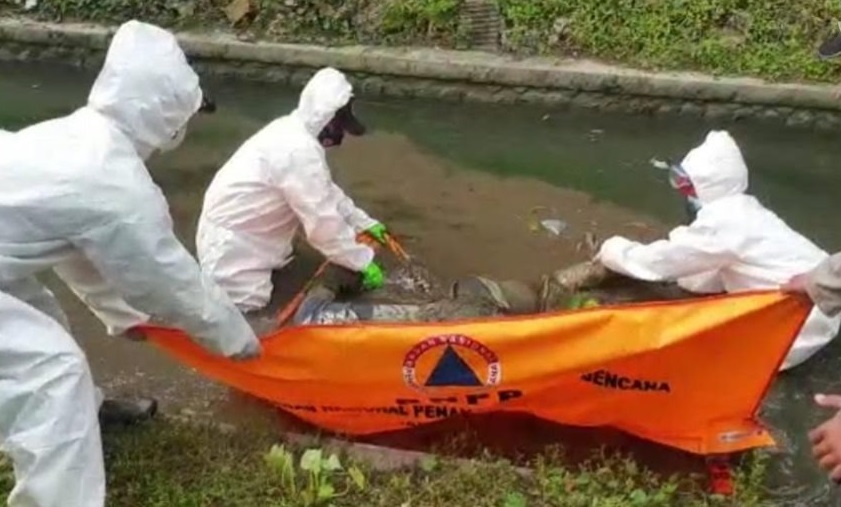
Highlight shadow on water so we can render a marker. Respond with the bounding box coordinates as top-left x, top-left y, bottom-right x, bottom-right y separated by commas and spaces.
4, 61, 841, 504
